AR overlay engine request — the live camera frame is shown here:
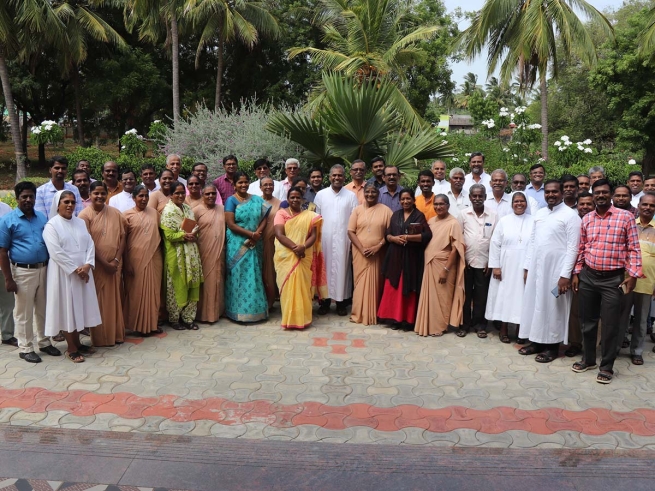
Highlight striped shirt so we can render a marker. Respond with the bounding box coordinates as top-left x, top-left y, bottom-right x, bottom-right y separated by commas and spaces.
574, 205, 643, 278
35, 181, 83, 219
